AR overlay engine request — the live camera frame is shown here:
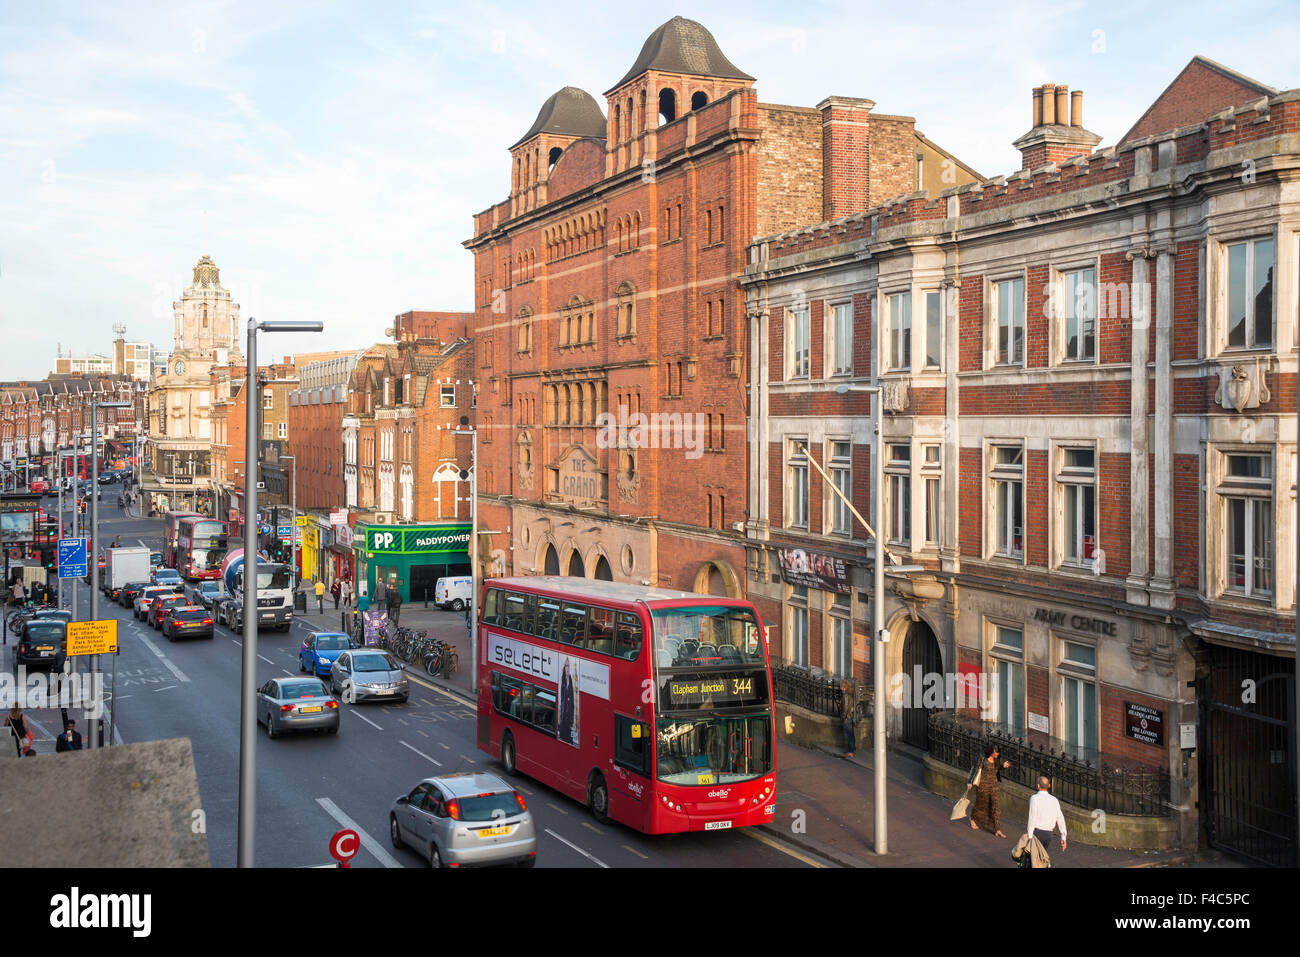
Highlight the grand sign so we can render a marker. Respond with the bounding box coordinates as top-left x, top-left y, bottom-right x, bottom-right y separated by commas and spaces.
557, 445, 603, 508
